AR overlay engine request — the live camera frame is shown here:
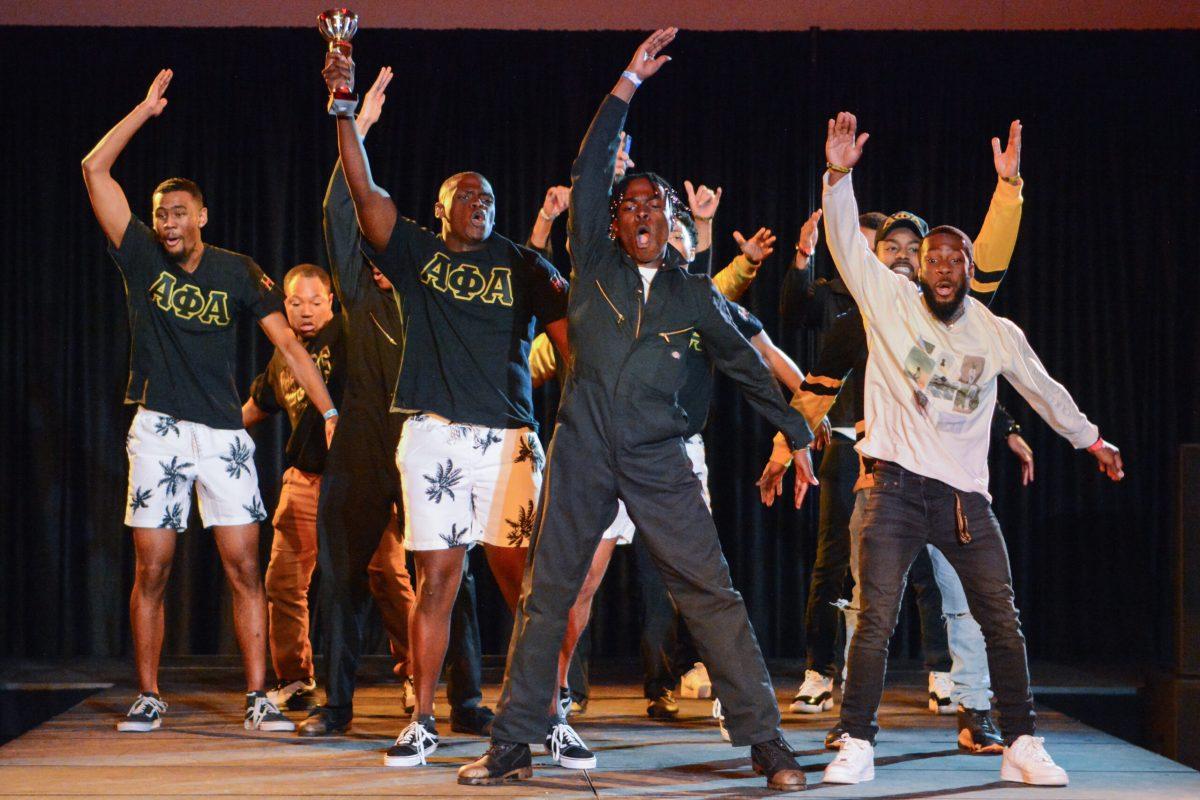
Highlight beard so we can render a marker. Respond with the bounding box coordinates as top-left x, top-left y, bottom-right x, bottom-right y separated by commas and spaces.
918, 274, 968, 323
